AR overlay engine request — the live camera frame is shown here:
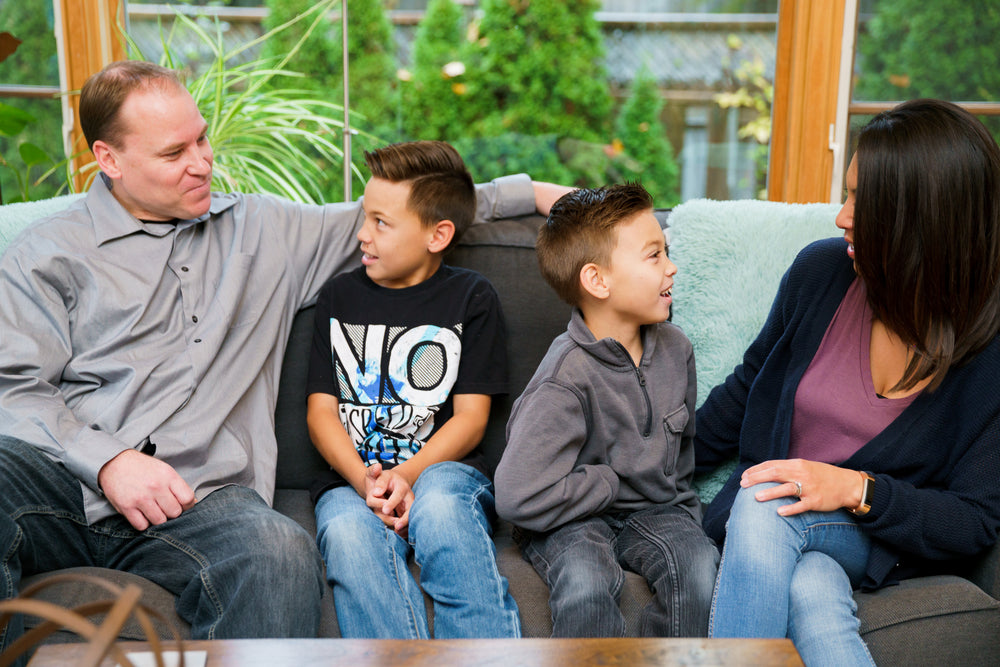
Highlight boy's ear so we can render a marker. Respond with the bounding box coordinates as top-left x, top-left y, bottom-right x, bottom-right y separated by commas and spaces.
427, 219, 455, 253
579, 262, 610, 300
92, 140, 123, 179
